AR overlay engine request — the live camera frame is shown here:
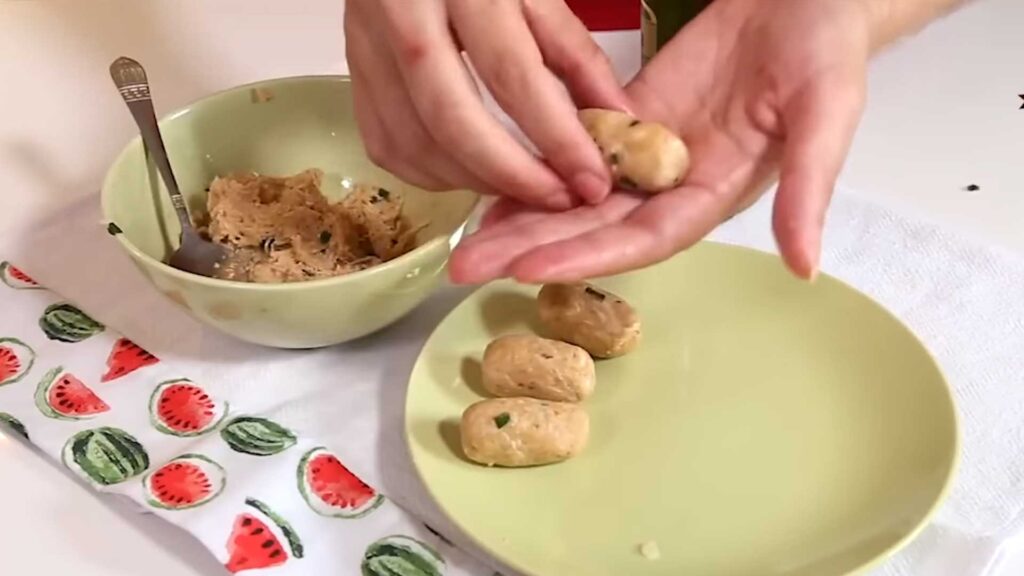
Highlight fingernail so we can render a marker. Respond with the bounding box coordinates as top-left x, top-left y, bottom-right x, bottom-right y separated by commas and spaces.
807, 265, 819, 283
572, 171, 610, 205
